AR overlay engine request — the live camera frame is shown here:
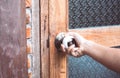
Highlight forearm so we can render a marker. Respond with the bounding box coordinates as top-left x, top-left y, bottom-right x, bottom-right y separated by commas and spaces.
82, 40, 120, 73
